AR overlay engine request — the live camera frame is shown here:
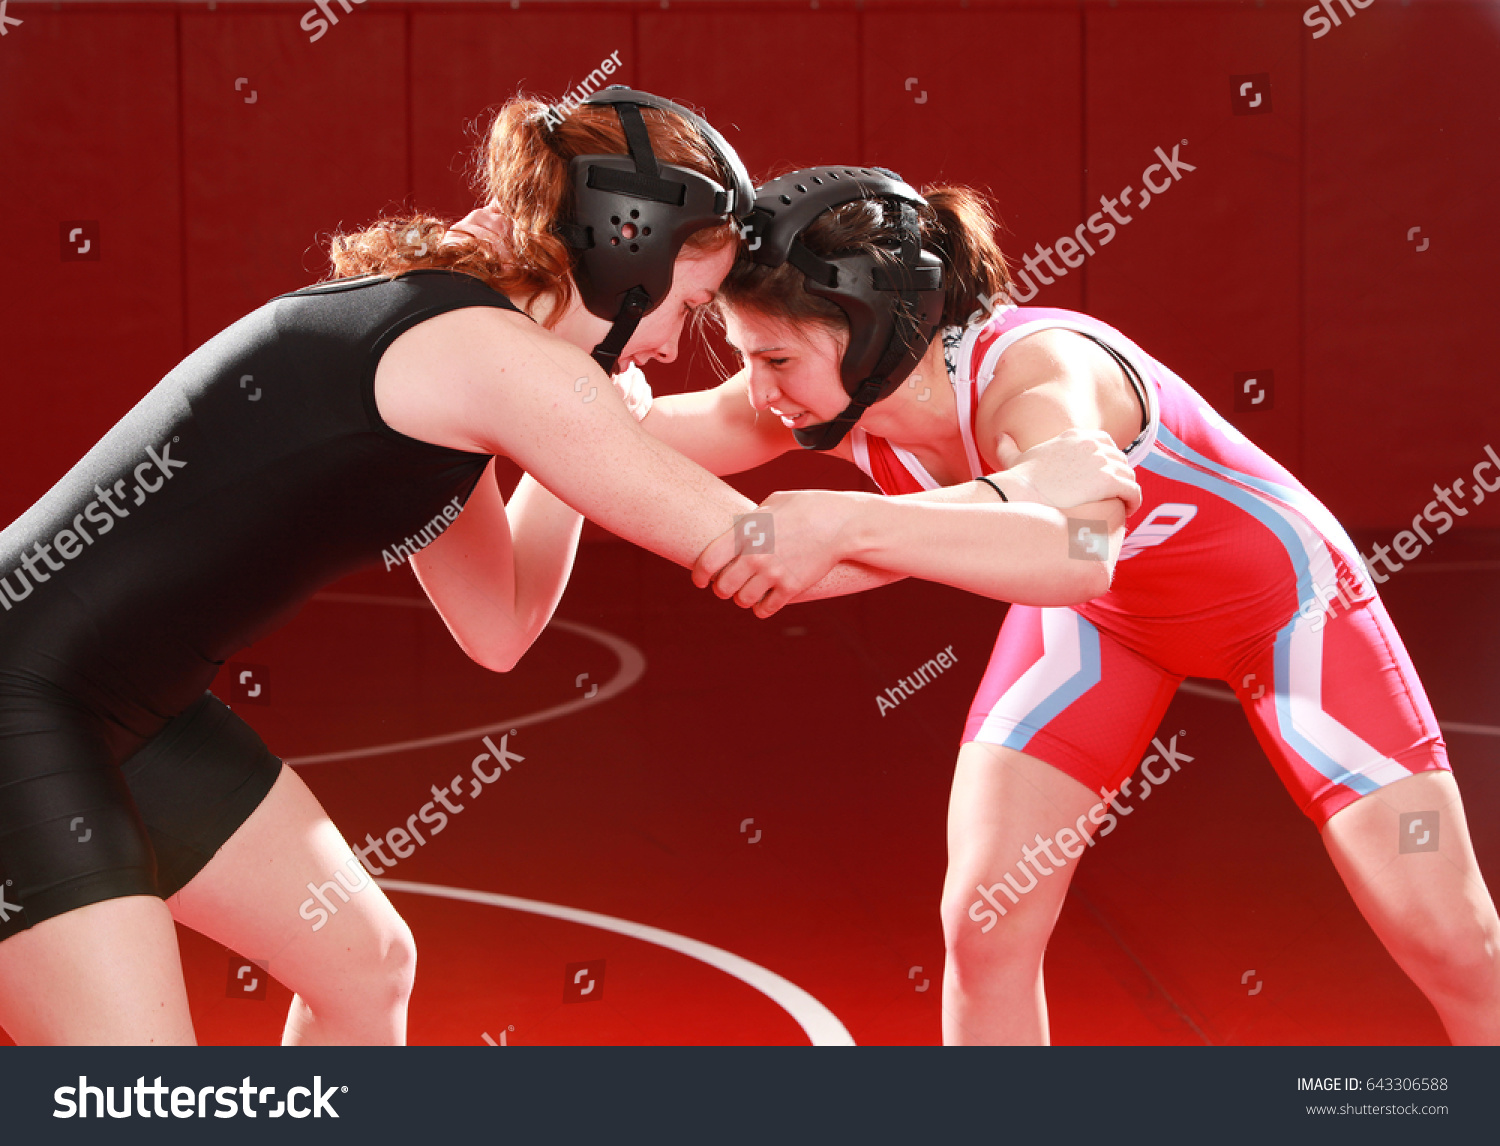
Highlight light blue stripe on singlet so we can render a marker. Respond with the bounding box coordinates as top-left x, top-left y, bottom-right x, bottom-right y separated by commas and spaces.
1139, 448, 1380, 796
1000, 612, 1103, 751
1154, 422, 1364, 563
